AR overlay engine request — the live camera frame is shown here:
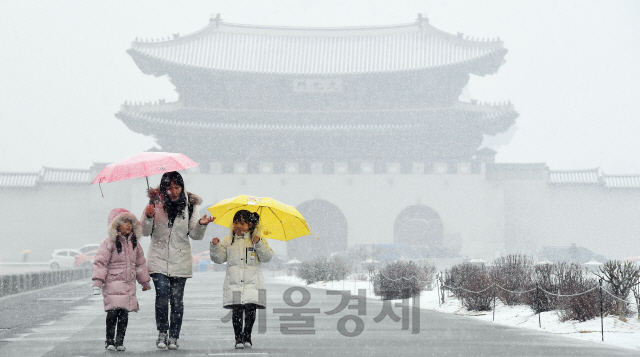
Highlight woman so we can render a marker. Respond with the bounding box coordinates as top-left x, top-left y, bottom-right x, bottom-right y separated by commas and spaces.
141, 171, 214, 350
